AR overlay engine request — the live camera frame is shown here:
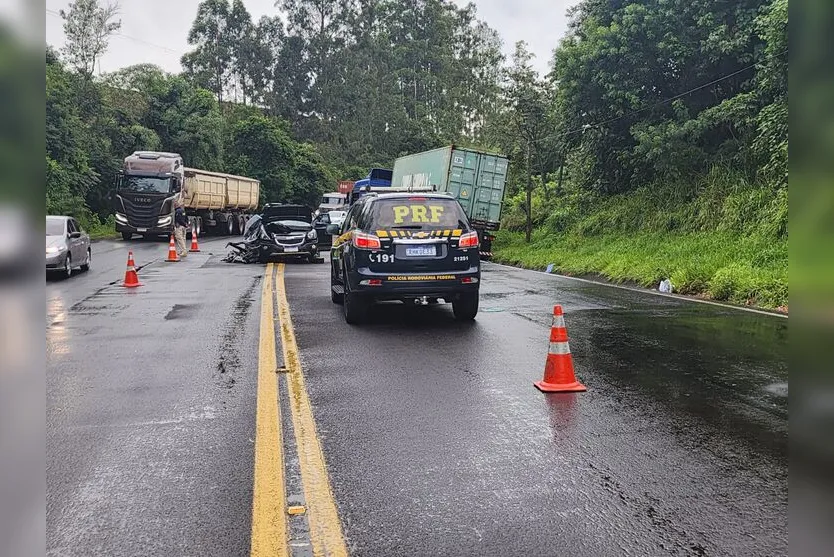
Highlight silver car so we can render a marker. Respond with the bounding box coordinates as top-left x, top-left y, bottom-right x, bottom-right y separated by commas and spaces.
46, 216, 91, 277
